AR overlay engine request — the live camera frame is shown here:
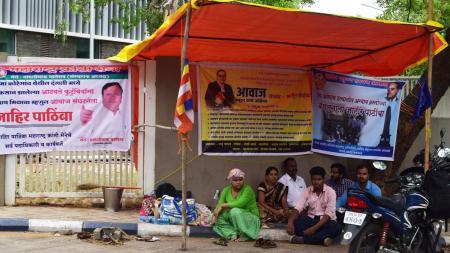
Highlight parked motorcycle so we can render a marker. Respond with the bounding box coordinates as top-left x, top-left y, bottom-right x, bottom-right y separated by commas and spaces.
340, 129, 450, 253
